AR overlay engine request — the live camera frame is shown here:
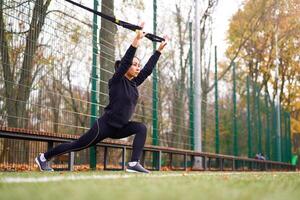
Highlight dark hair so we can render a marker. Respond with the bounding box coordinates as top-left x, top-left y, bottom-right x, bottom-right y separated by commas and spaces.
114, 56, 140, 71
